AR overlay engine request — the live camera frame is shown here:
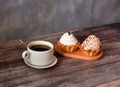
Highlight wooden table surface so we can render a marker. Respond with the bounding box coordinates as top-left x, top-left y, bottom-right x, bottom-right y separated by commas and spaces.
0, 23, 120, 87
